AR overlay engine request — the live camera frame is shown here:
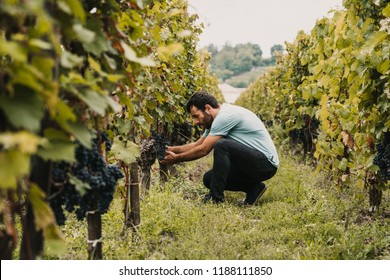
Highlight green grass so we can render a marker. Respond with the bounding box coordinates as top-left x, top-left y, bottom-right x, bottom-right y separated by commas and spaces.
47, 153, 390, 260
